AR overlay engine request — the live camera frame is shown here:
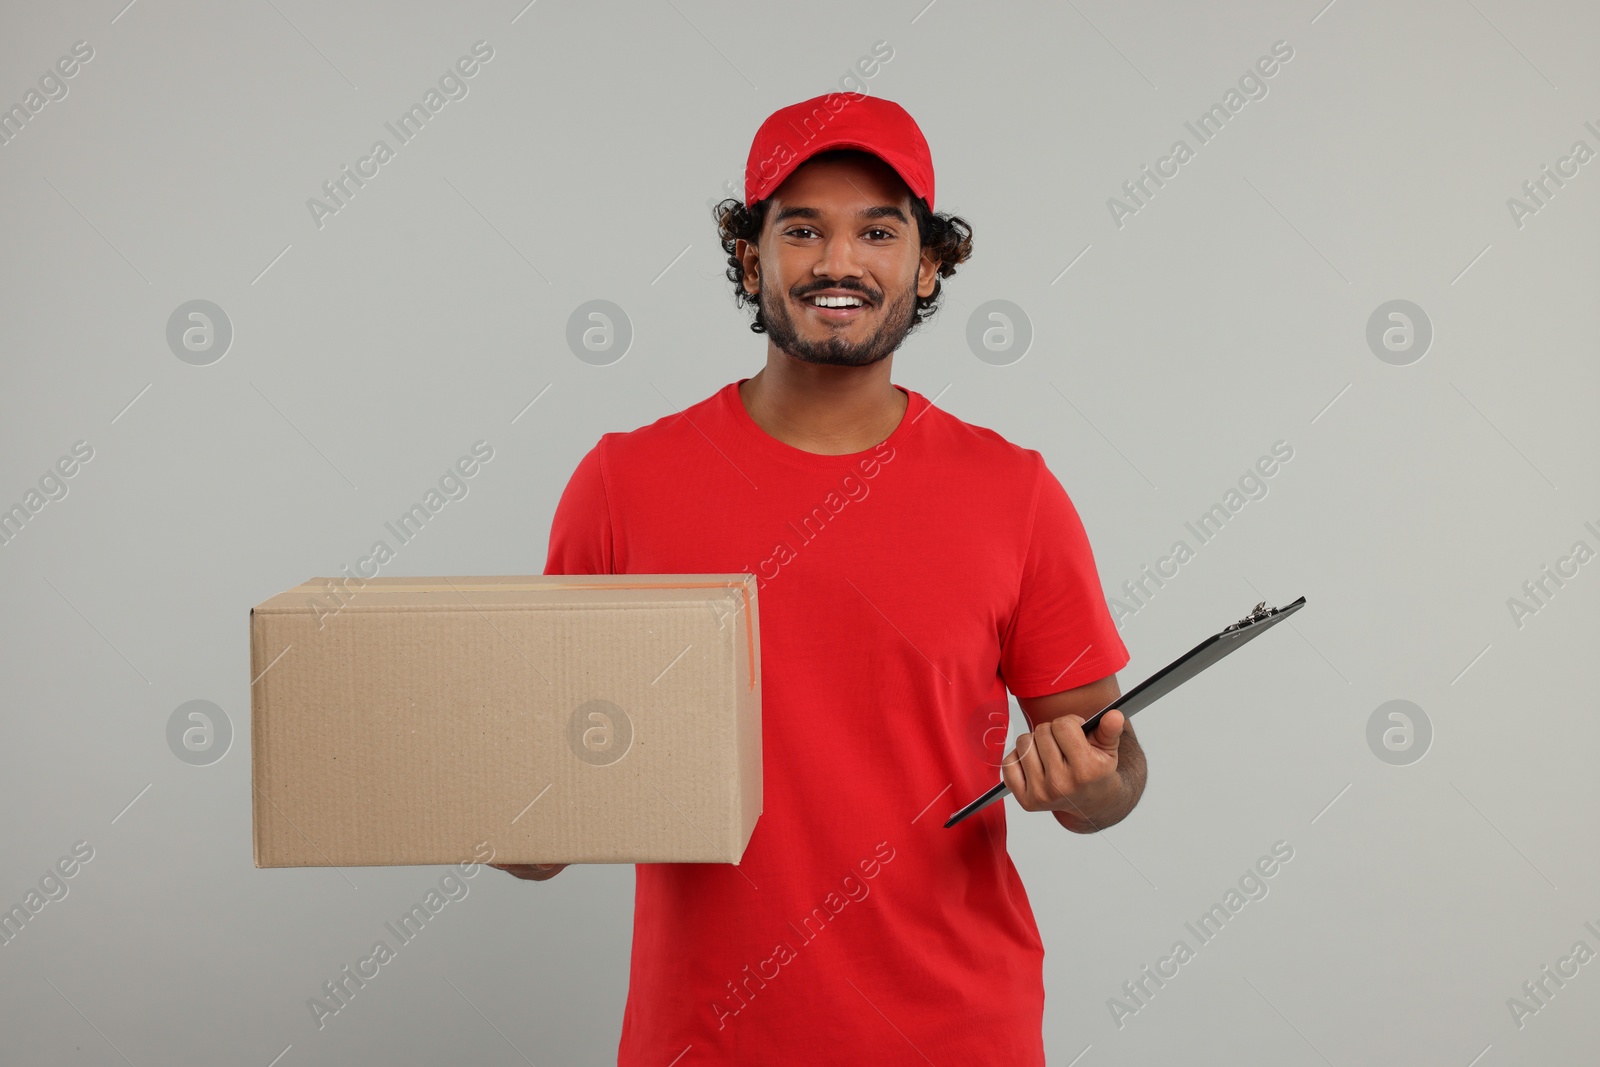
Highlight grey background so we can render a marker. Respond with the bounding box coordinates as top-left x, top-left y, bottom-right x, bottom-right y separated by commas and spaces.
2, 0, 1596, 1064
